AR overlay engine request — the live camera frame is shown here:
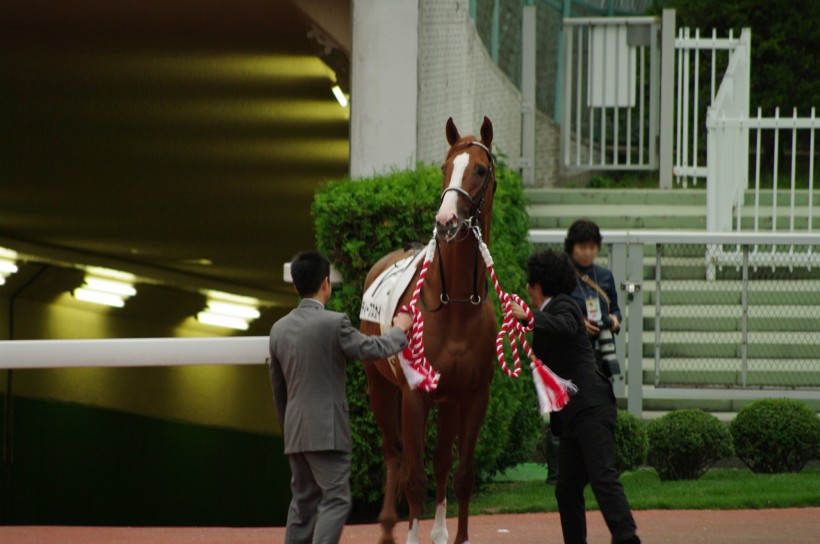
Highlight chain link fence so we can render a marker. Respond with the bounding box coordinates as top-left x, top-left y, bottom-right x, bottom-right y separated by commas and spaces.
649, 241, 820, 389
530, 231, 820, 394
